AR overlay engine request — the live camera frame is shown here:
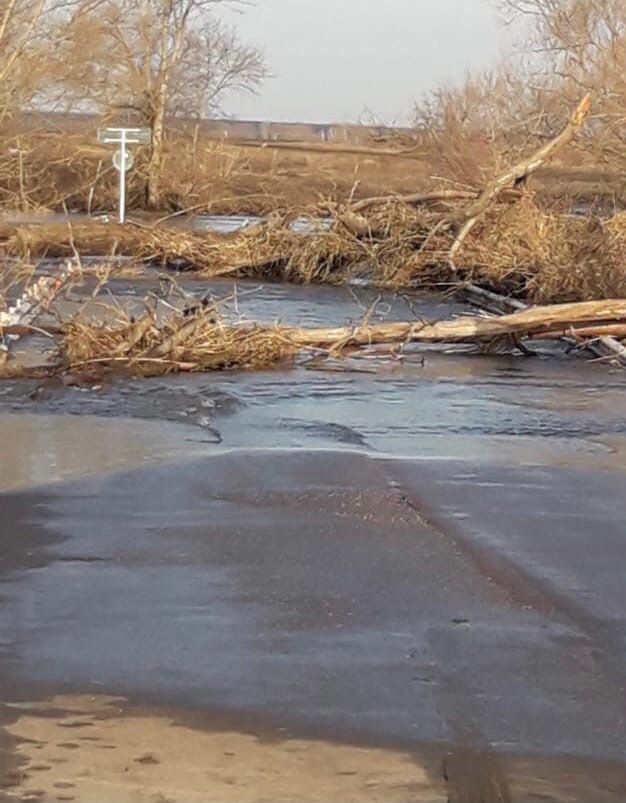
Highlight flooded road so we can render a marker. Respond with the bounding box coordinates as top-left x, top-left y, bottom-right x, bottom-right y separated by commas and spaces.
1, 282, 626, 801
